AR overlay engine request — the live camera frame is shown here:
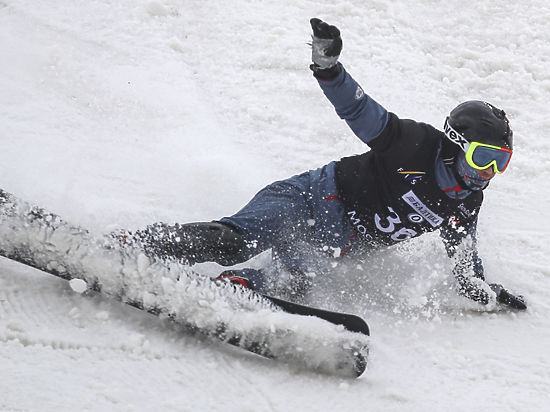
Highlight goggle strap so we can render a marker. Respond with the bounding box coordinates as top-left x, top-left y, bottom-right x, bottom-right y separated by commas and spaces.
444, 118, 470, 152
